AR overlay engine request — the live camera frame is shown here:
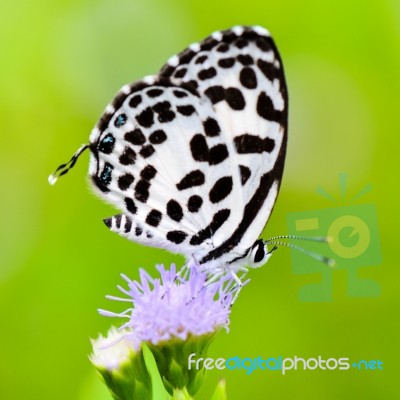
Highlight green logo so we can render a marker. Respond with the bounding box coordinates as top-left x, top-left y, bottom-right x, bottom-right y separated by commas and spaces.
286, 174, 381, 302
